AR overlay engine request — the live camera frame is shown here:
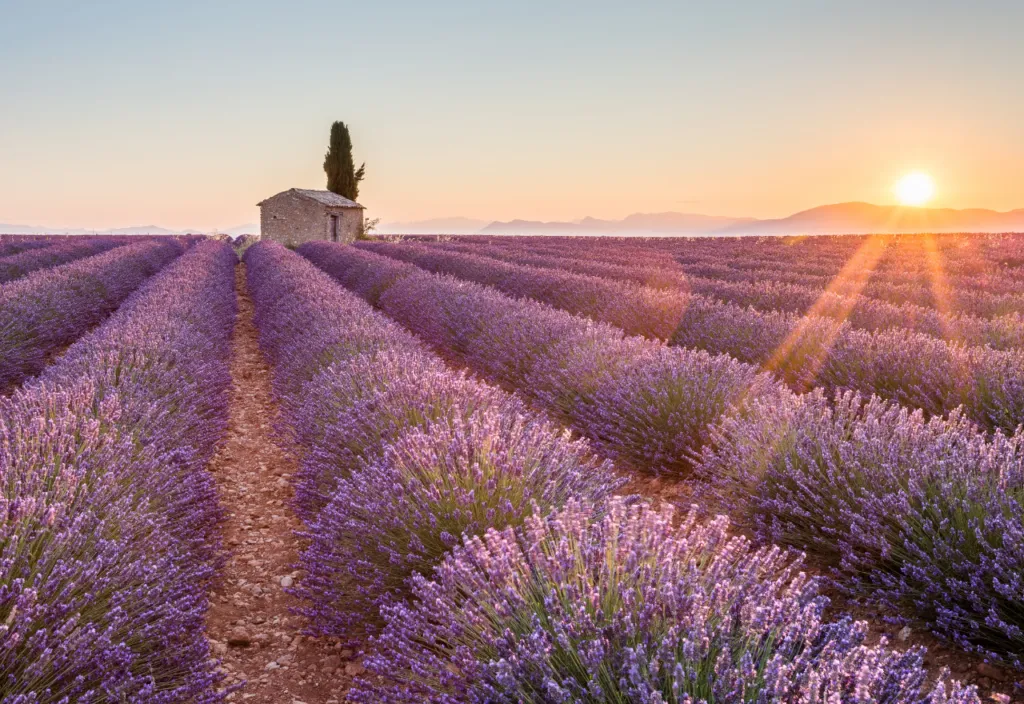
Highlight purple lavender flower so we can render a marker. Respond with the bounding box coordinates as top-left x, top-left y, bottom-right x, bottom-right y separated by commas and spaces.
696, 389, 1024, 668
290, 350, 524, 519
297, 409, 620, 638
352, 498, 977, 703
